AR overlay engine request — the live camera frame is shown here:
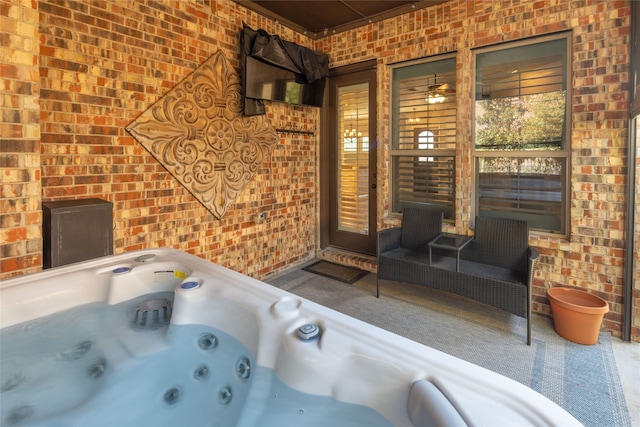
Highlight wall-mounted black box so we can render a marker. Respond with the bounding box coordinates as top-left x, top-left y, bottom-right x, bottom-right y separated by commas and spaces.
42, 198, 113, 268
